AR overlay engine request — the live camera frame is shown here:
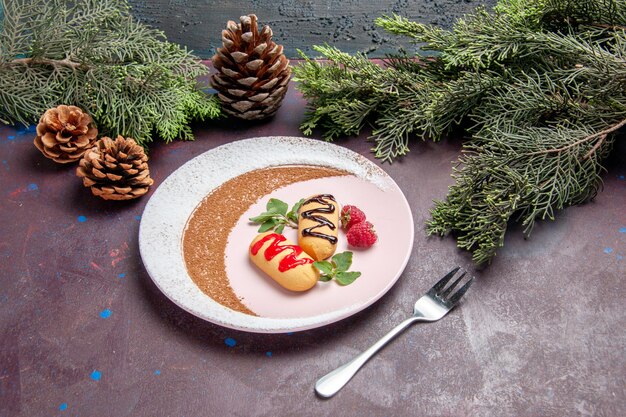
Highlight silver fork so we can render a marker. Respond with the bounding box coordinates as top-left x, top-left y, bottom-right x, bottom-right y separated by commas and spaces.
315, 266, 474, 398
